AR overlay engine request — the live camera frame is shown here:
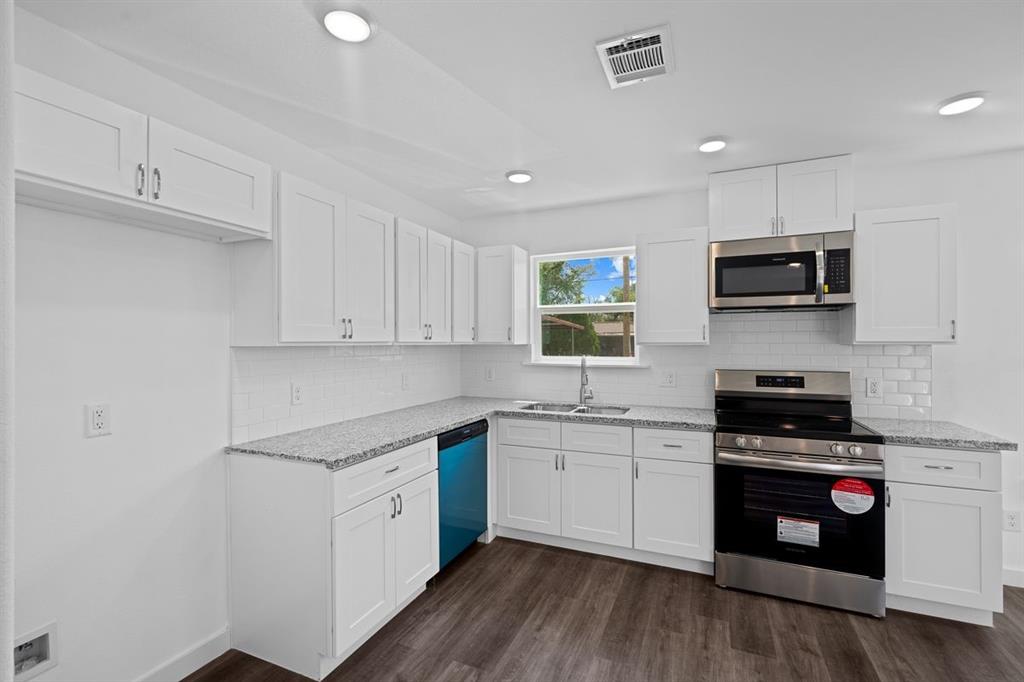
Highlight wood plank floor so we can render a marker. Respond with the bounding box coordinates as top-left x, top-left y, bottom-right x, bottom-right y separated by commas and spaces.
184, 538, 1024, 682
